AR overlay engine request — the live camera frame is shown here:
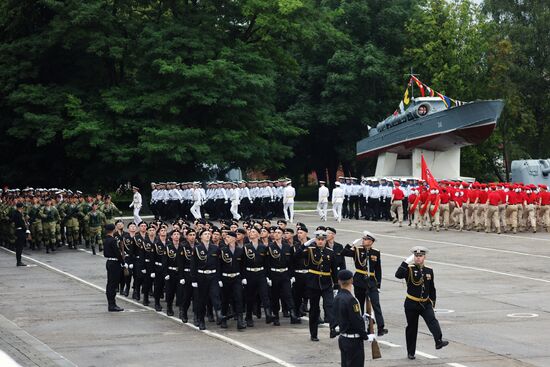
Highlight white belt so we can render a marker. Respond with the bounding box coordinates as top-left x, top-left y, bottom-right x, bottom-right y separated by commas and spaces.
270, 268, 288, 272
168, 267, 177, 271
135, 256, 140, 259
16, 227, 23, 230
183, 268, 191, 272
222, 272, 240, 278
198, 269, 216, 274
145, 259, 151, 263
246, 267, 264, 272
341, 333, 361, 339
155, 262, 162, 266
106, 257, 118, 261
294, 269, 308, 274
